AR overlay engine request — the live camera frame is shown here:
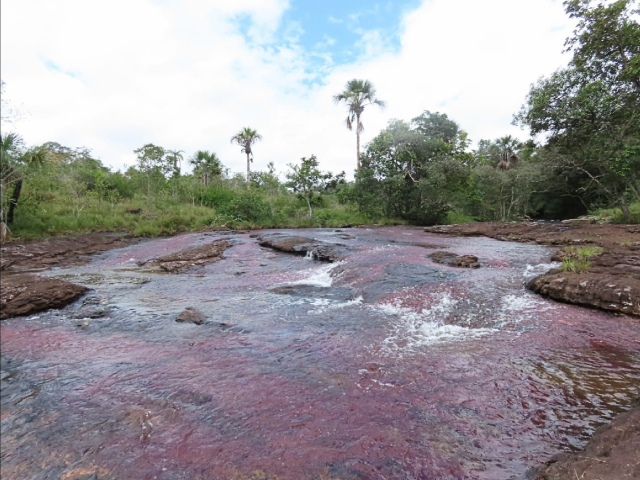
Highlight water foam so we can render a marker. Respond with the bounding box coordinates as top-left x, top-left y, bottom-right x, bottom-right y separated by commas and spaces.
523, 262, 559, 279
374, 294, 495, 354
285, 262, 343, 288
